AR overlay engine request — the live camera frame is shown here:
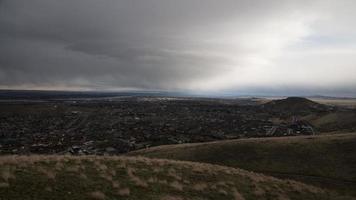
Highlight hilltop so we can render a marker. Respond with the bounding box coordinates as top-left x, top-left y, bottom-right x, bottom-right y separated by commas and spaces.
130, 133, 356, 197
262, 97, 327, 114
0, 155, 348, 200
